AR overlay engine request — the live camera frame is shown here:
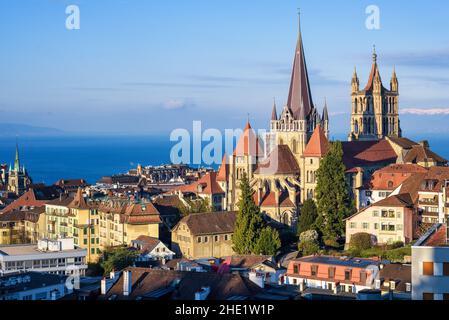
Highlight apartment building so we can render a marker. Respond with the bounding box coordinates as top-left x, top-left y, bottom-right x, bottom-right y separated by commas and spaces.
171, 211, 236, 259
285, 255, 381, 294
45, 189, 100, 262
0, 207, 46, 245
98, 200, 161, 248
0, 238, 87, 276
345, 193, 418, 245
411, 223, 449, 300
